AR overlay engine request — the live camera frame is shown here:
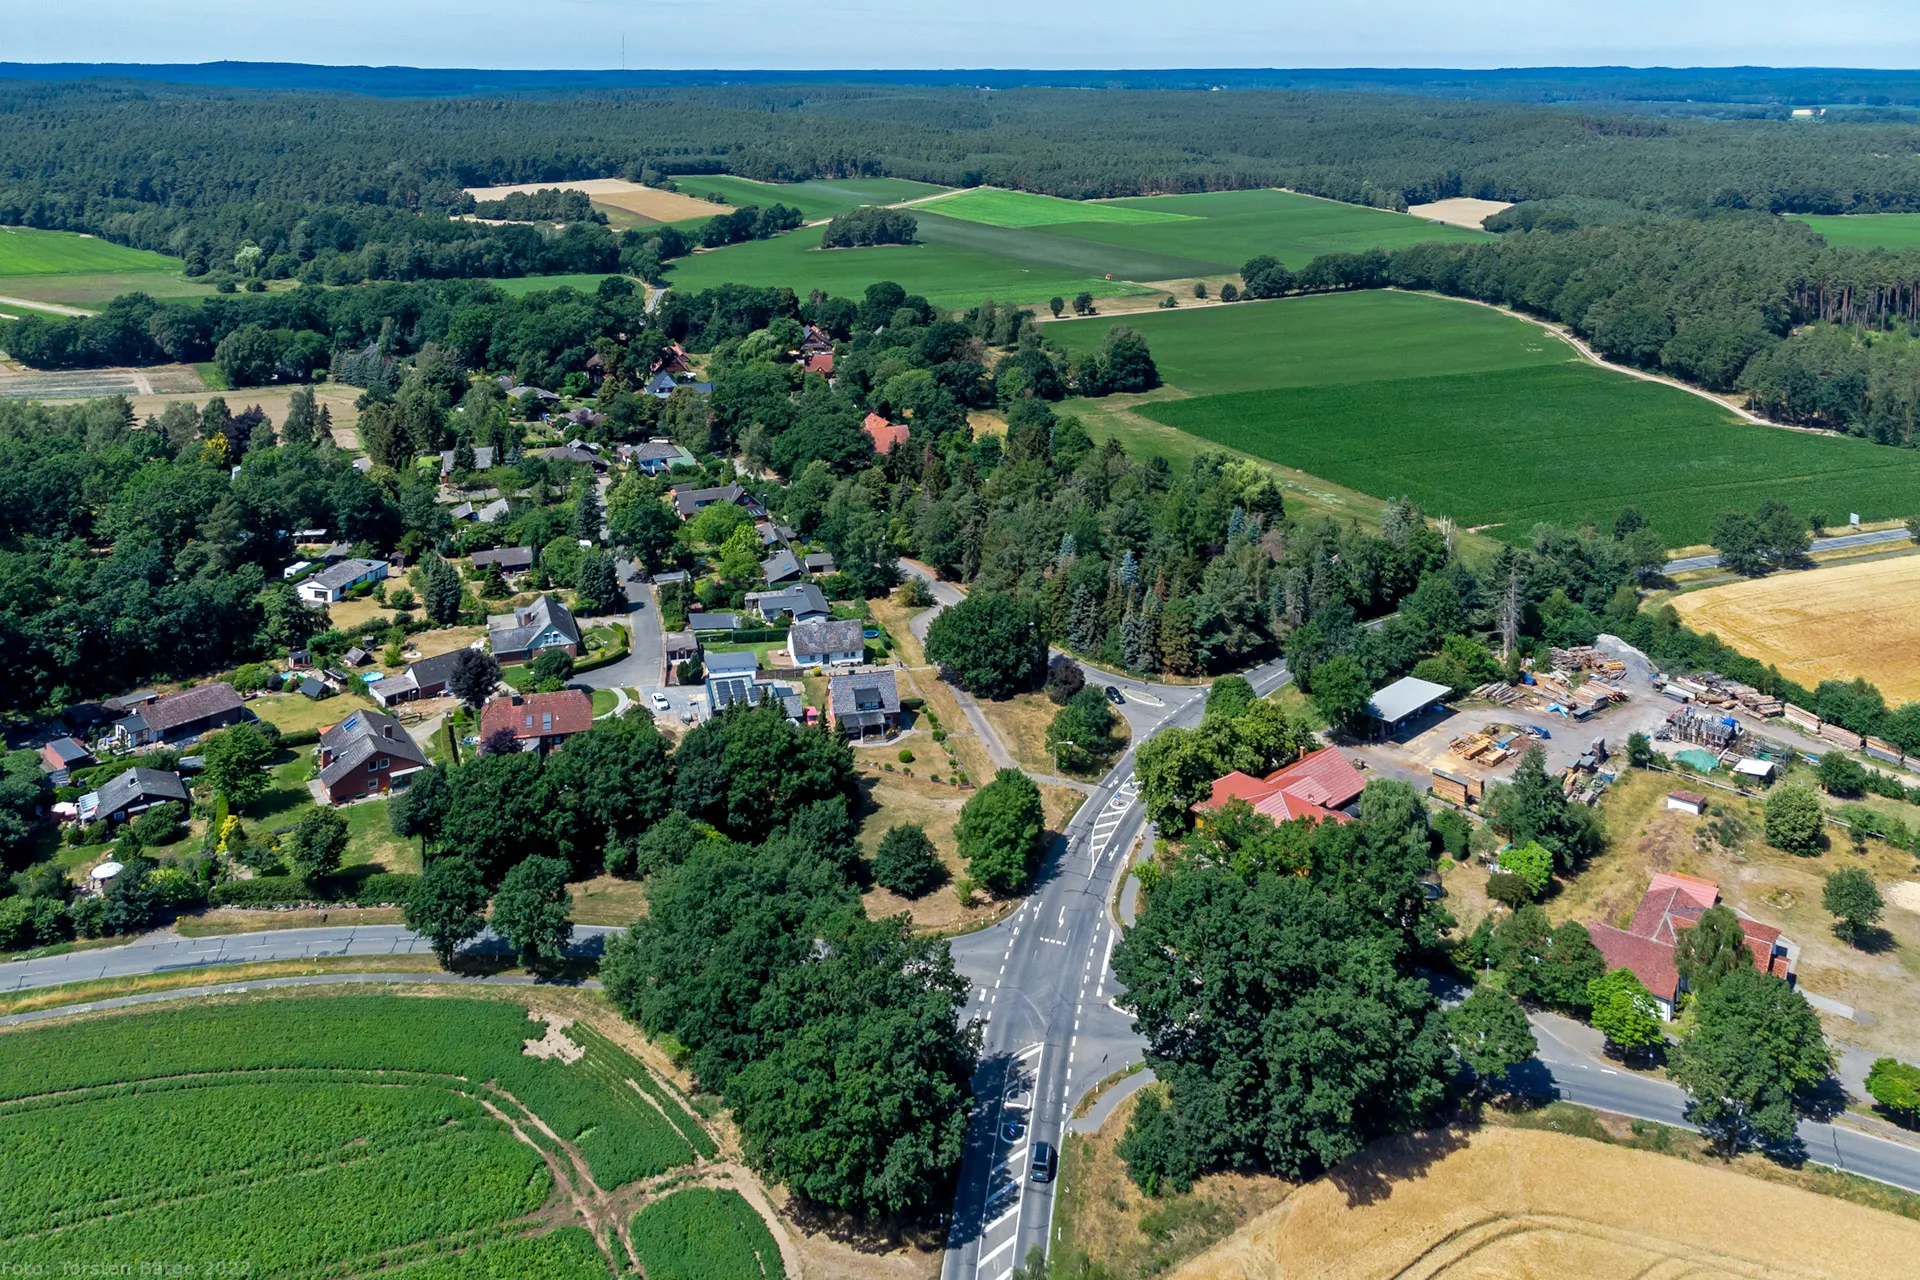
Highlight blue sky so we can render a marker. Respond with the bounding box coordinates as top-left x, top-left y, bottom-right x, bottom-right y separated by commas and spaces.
3, 0, 1918, 69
